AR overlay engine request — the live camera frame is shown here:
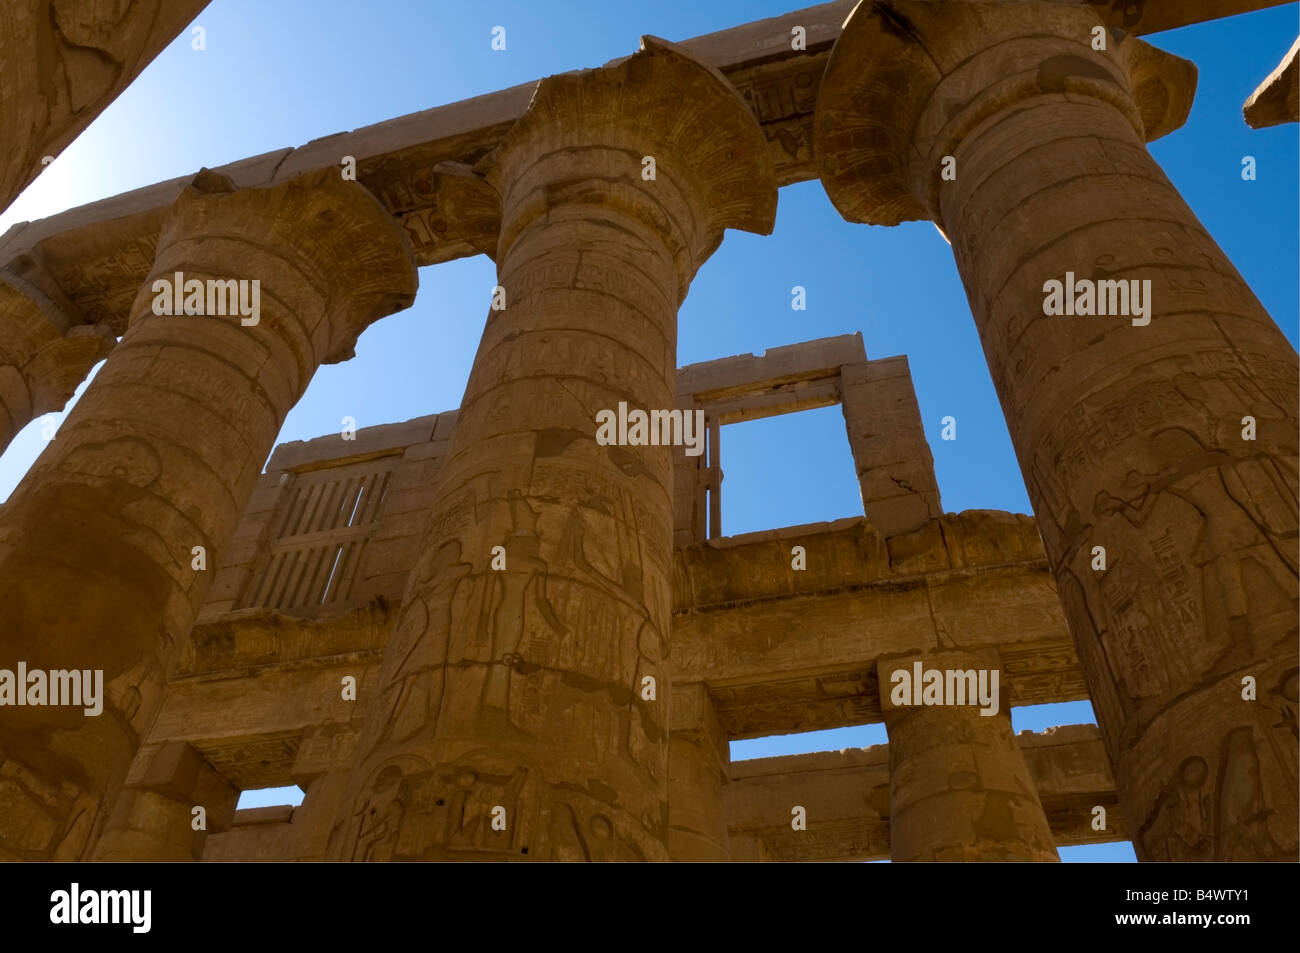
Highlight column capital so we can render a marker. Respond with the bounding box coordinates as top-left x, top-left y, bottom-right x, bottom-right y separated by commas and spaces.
148, 166, 418, 365
814, 0, 1197, 226
0, 268, 114, 442
0, 163, 416, 860
477, 36, 777, 295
